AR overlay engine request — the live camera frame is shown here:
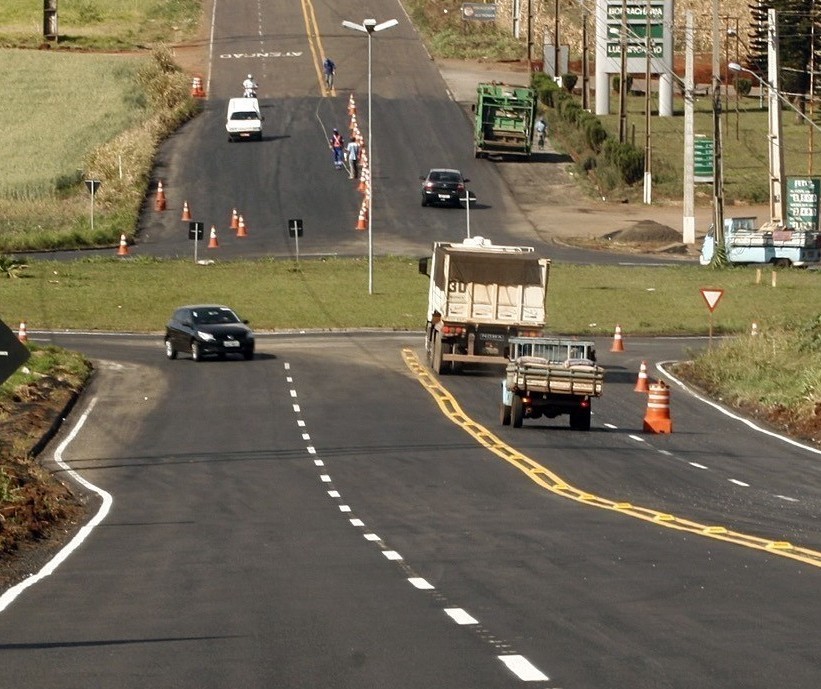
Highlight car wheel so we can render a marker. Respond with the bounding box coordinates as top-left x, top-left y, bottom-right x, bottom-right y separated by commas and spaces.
244, 349, 254, 361
191, 341, 202, 362
421, 196, 428, 207
500, 404, 511, 426
165, 339, 177, 360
